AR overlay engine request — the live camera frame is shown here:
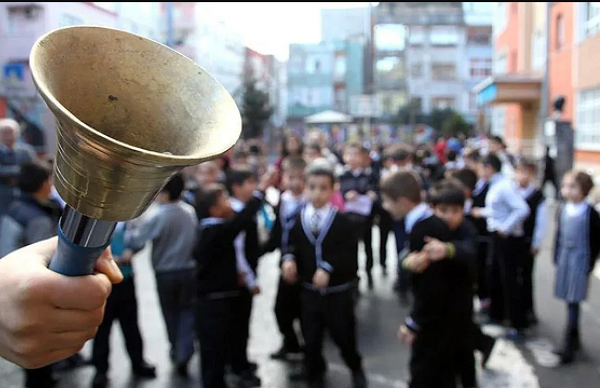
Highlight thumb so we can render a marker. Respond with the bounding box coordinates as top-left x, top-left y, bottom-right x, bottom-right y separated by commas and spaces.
94, 246, 124, 285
